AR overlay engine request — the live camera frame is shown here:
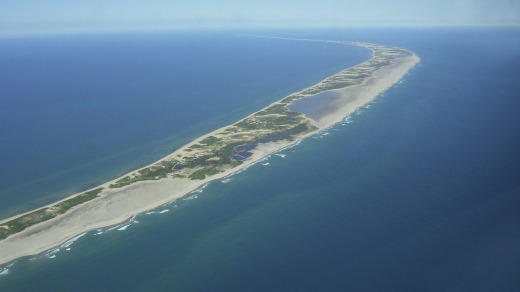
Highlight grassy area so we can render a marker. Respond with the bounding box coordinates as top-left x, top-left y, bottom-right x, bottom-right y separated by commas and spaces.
0, 188, 103, 240
199, 136, 221, 145
110, 160, 180, 188
255, 104, 287, 116
53, 188, 103, 214
188, 166, 223, 180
